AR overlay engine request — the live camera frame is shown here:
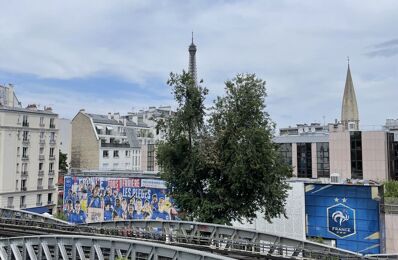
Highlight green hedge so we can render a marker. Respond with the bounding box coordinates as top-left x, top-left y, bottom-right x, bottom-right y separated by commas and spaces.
384, 181, 398, 198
